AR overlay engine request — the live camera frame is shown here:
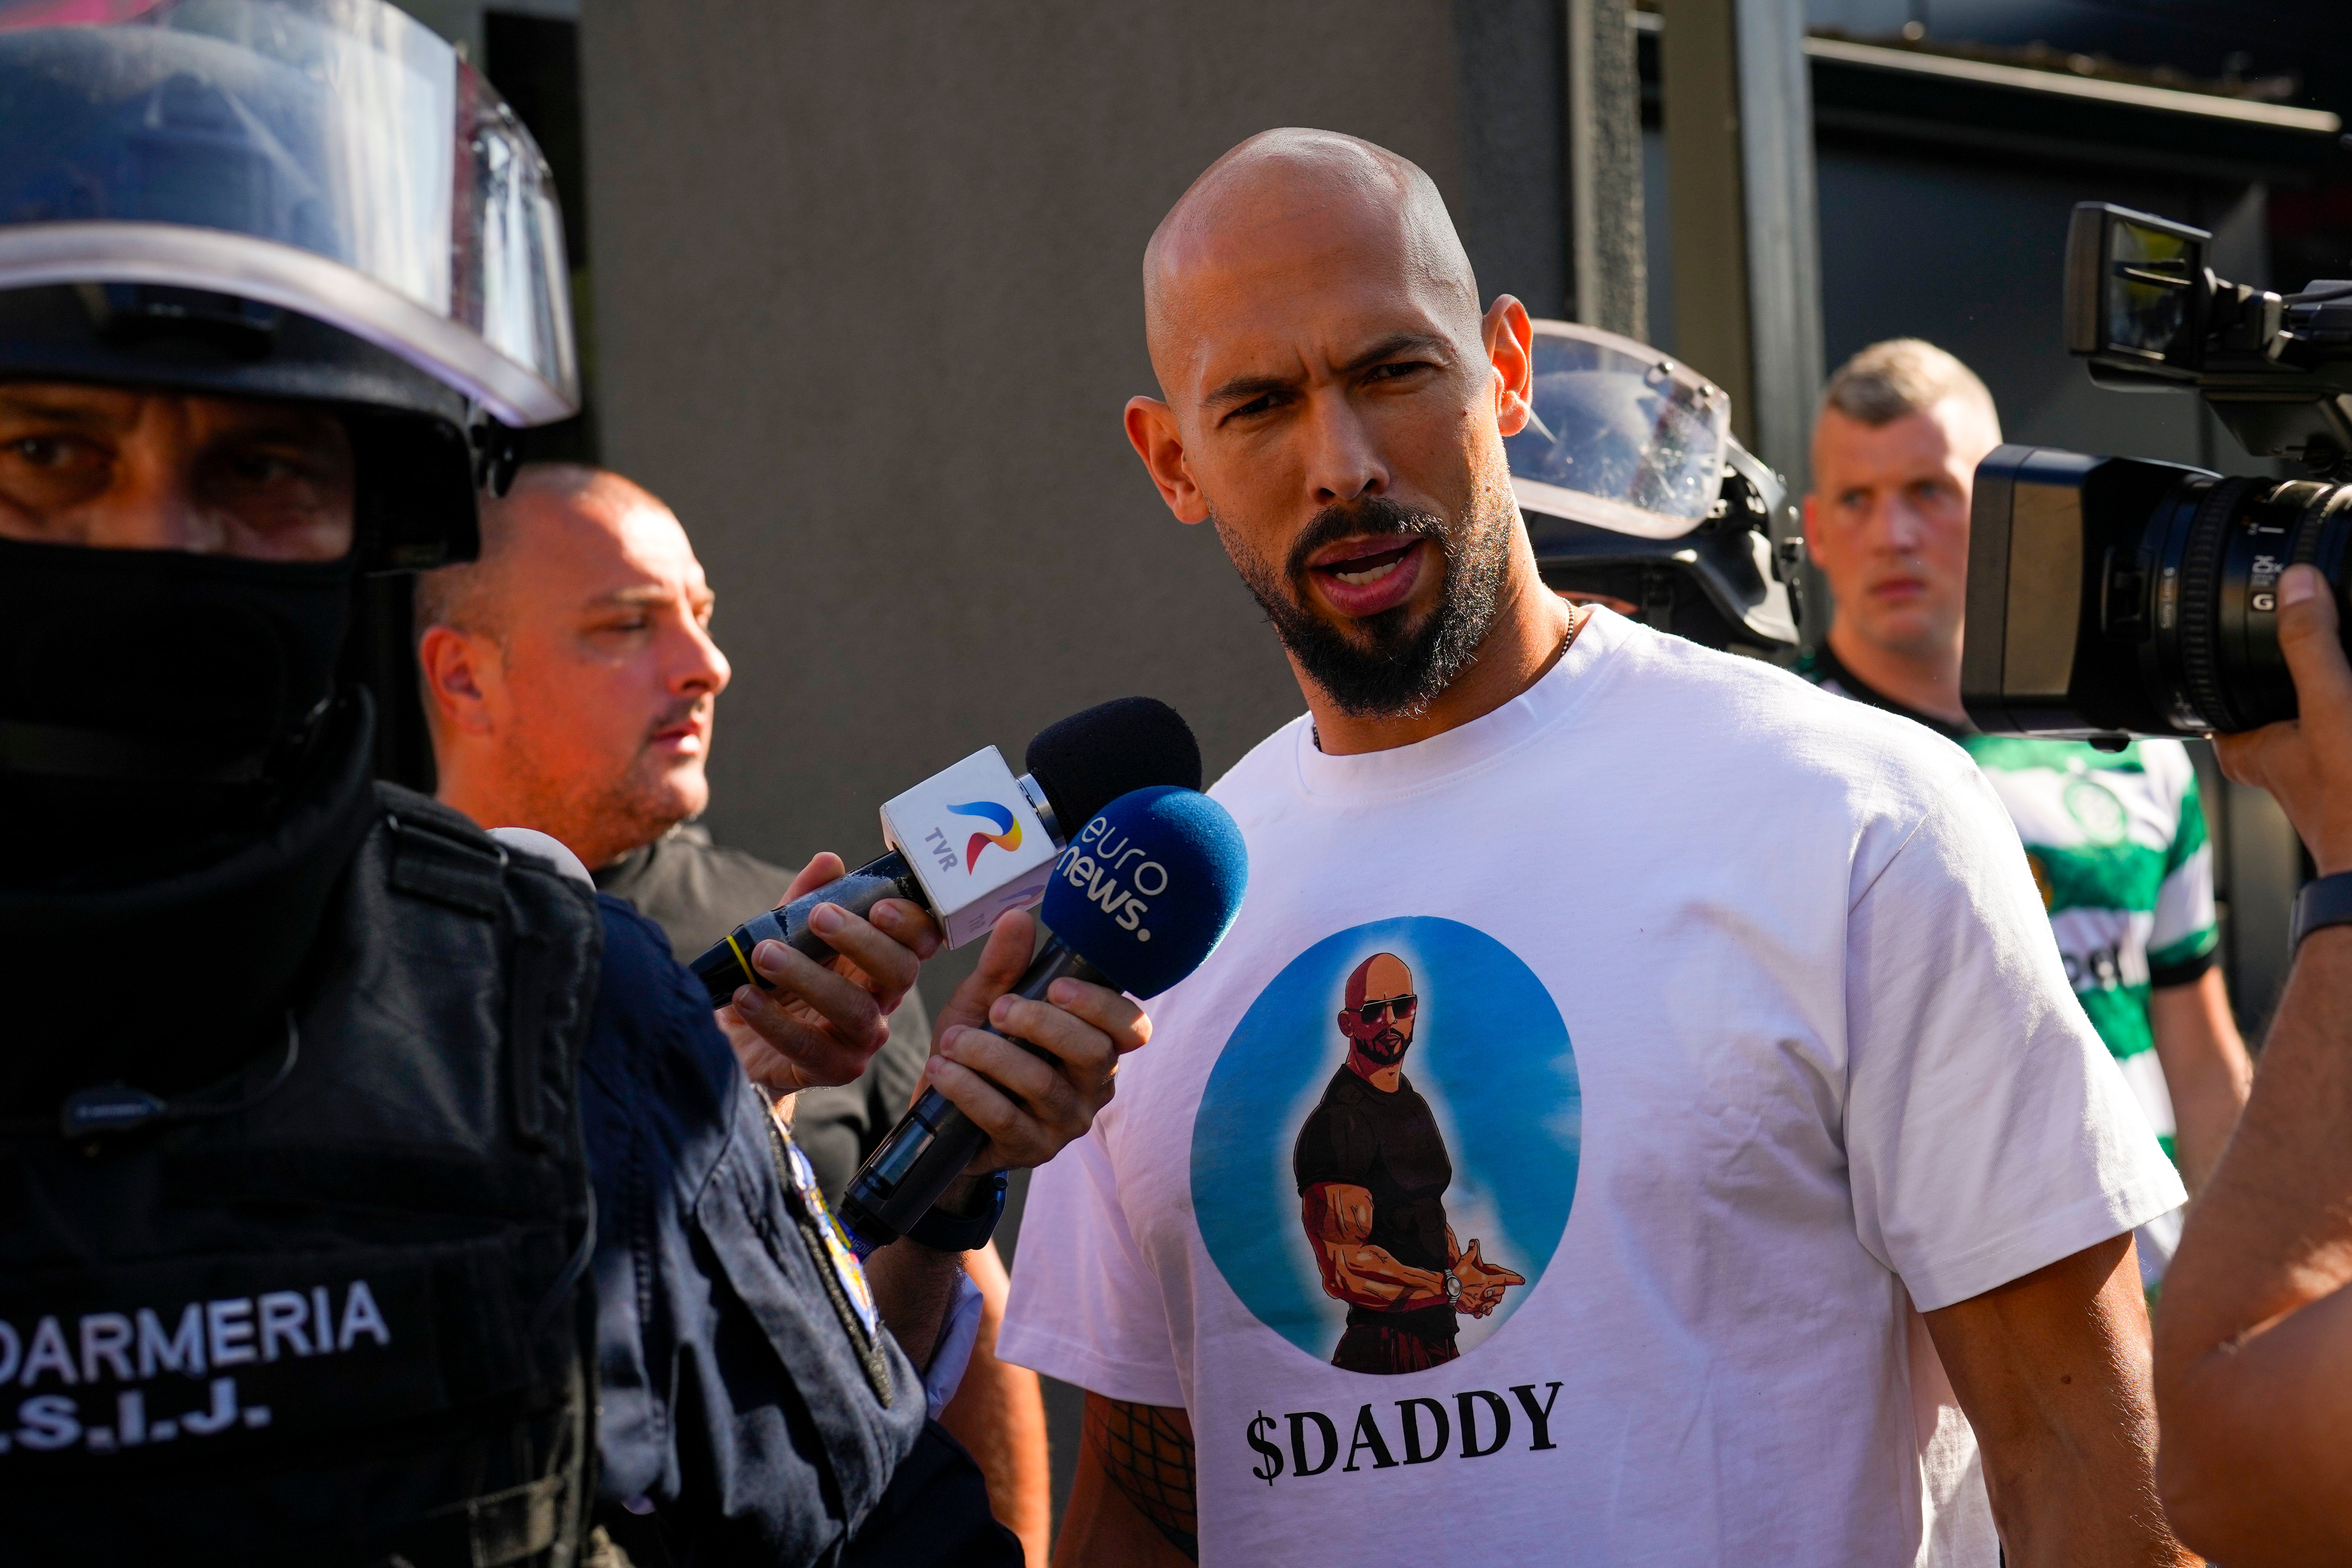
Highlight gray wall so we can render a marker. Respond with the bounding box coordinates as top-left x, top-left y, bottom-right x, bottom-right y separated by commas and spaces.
578, 0, 1565, 896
